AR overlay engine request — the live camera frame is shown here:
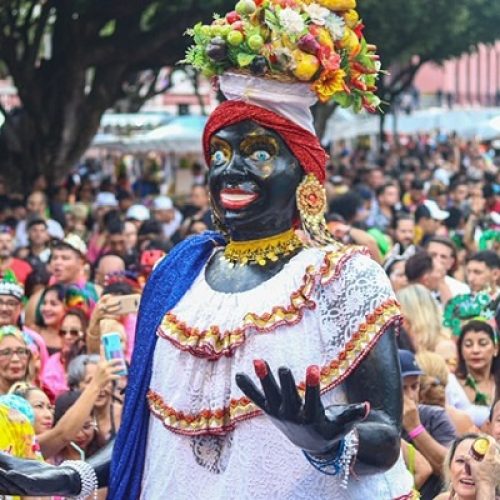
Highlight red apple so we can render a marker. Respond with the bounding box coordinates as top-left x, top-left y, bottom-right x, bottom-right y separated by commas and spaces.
226, 11, 241, 24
